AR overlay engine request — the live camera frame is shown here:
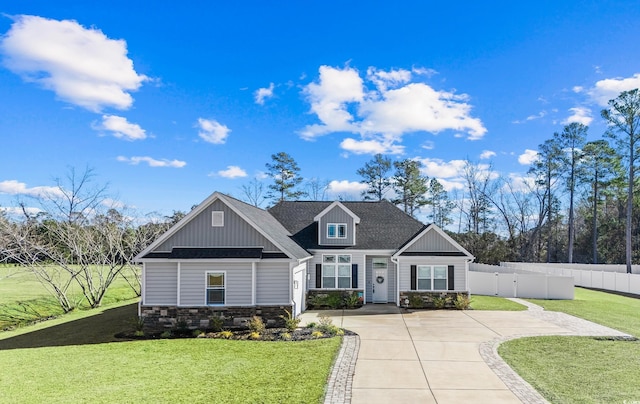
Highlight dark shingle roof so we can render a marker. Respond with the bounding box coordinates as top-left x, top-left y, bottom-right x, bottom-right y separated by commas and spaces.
268, 200, 426, 250
221, 194, 311, 260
